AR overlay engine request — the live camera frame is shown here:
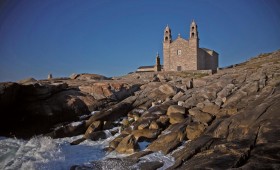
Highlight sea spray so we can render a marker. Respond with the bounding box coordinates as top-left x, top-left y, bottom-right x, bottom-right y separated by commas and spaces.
0, 135, 108, 170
